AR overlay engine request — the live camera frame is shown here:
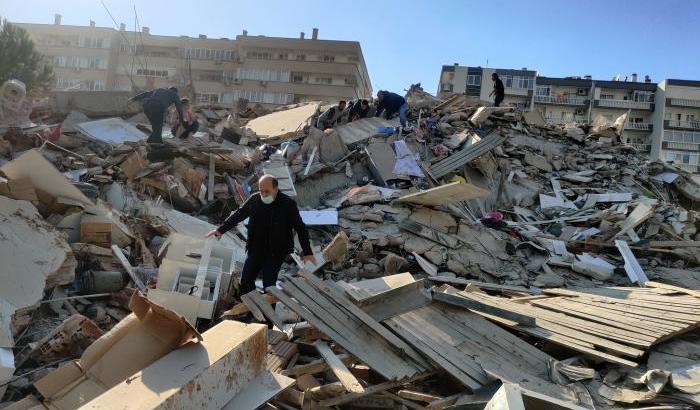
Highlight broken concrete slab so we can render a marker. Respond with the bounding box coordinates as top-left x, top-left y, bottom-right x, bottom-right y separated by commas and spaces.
244, 102, 320, 144
0, 149, 93, 208
0, 196, 75, 344
396, 181, 489, 206
335, 116, 399, 147
81, 320, 266, 410
33, 292, 201, 410
523, 151, 553, 172
76, 117, 148, 144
